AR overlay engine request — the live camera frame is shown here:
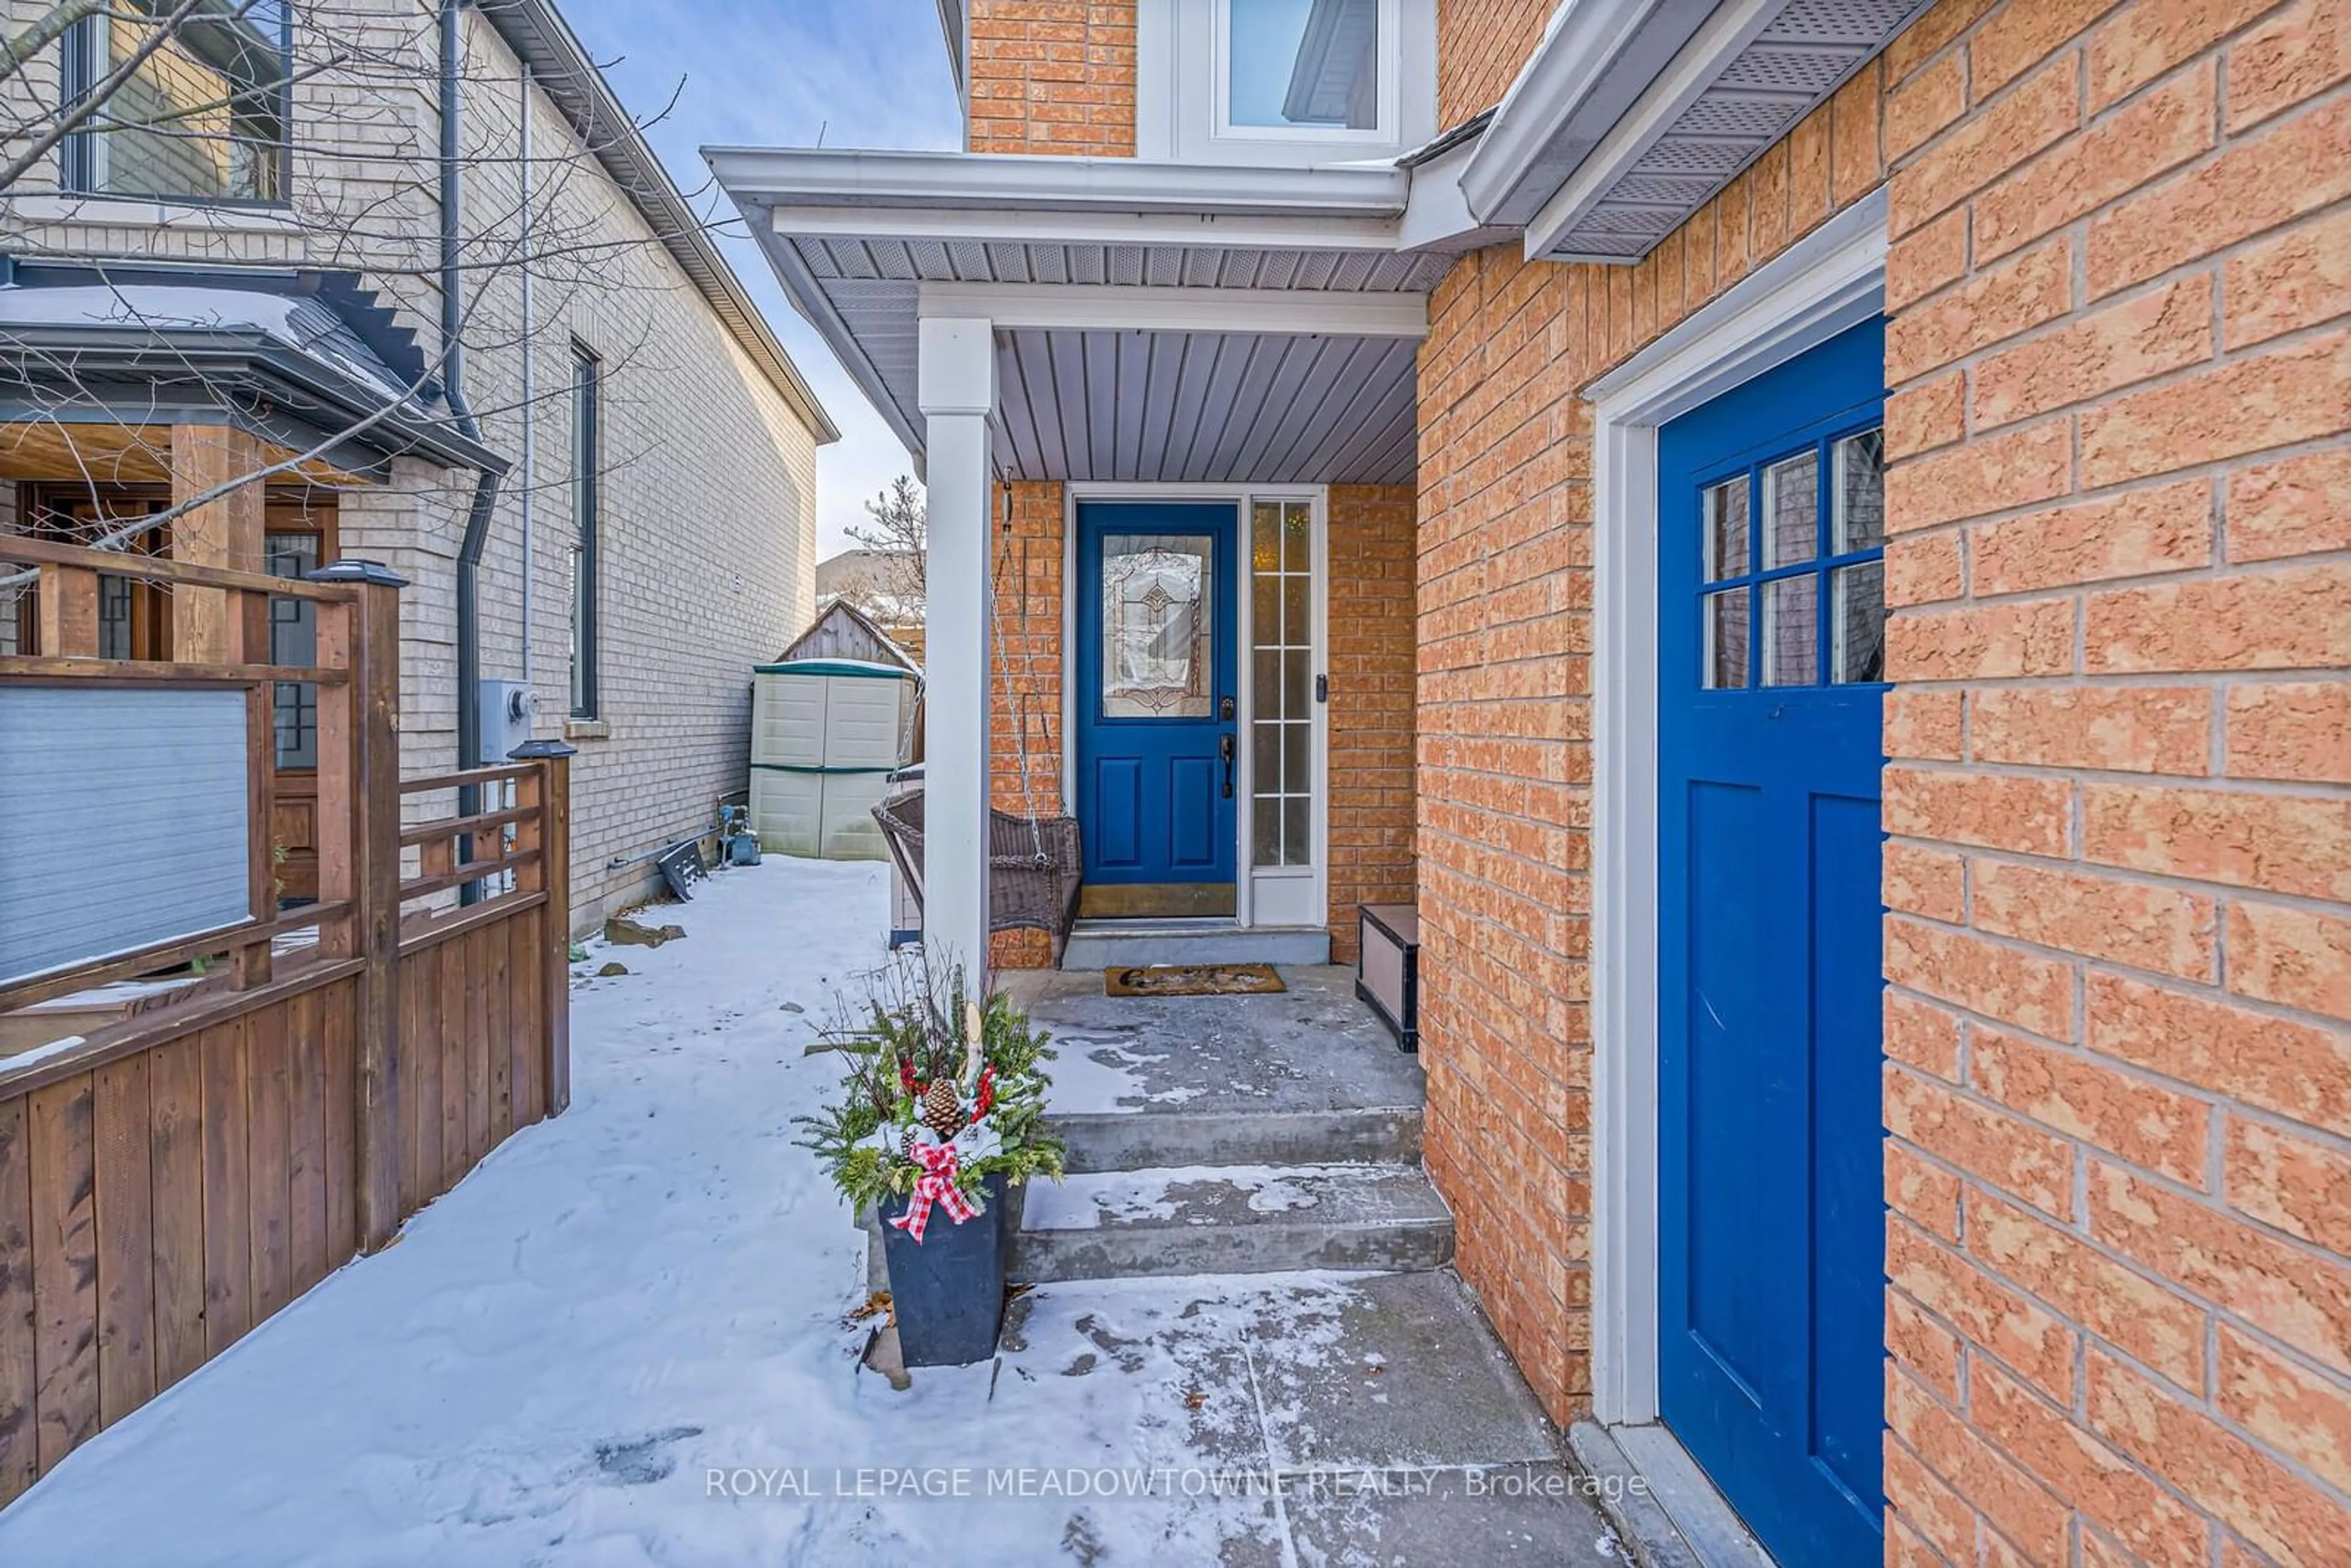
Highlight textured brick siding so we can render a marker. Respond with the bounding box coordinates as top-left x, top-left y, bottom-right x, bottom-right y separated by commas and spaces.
1415, 39, 1894, 1428
990, 481, 1068, 971
1416, 241, 1599, 1424
1417, 0, 2351, 1553
1327, 486, 1419, 962
1875, 4, 2351, 1563
978, 482, 1418, 968
1437, 0, 1560, 127
967, 1, 1137, 156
